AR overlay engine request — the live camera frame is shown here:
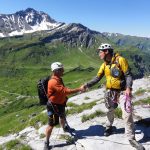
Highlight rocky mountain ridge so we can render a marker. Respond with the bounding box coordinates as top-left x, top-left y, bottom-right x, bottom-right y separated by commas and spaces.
1, 8, 150, 52
41, 23, 102, 47
103, 32, 150, 51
